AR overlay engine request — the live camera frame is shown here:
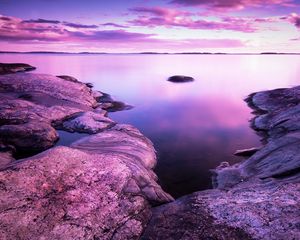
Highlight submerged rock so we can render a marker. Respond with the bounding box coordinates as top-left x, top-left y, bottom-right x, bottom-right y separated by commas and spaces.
142, 86, 300, 239
96, 92, 133, 112
102, 101, 133, 112
167, 75, 194, 83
